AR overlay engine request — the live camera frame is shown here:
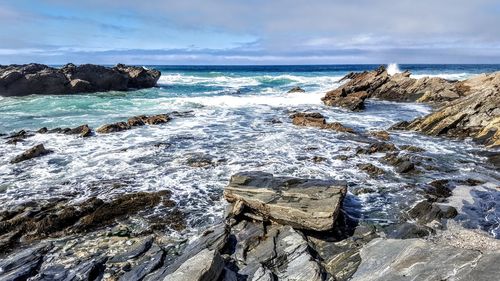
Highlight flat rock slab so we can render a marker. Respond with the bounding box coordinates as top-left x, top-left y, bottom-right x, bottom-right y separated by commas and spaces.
351, 238, 500, 281
224, 171, 347, 231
